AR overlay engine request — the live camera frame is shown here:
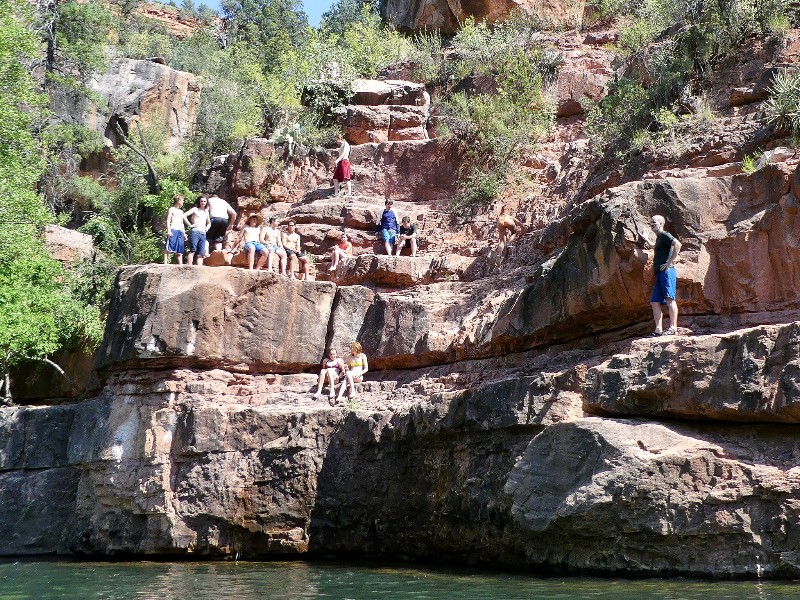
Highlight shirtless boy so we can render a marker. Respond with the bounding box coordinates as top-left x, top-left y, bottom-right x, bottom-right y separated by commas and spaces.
237, 213, 268, 270
183, 195, 211, 266
282, 220, 310, 280
163, 195, 186, 265
261, 216, 287, 276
